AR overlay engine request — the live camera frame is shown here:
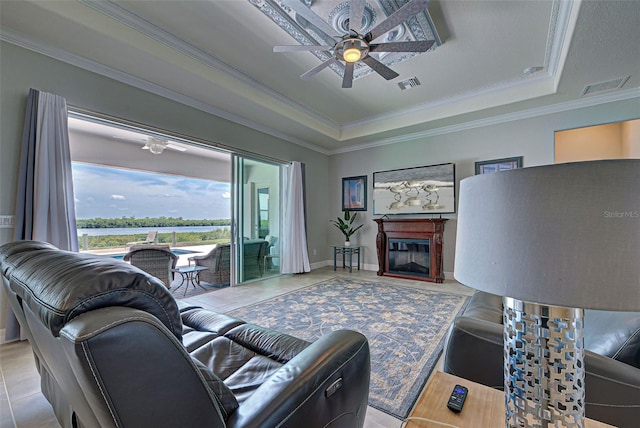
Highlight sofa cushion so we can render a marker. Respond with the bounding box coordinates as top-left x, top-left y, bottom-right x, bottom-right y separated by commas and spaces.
584, 309, 640, 369
225, 323, 310, 364
191, 357, 239, 420
181, 308, 245, 334
460, 290, 503, 324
